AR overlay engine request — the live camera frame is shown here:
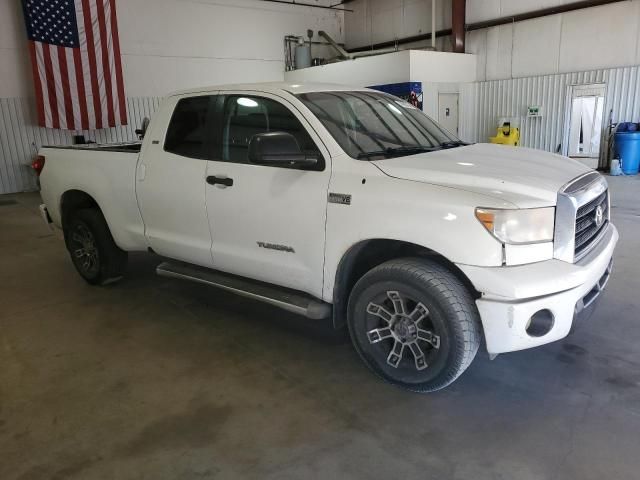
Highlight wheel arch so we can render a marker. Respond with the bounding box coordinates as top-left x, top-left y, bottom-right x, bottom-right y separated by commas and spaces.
332, 239, 479, 329
60, 190, 101, 228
